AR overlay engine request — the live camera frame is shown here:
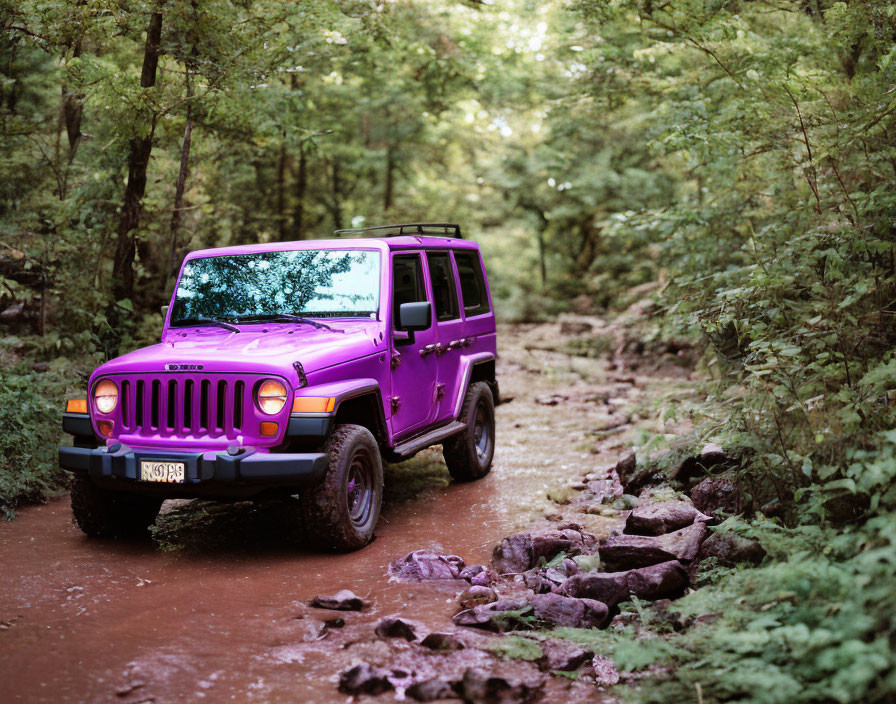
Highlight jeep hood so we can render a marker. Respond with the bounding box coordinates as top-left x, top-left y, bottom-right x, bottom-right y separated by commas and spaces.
92, 321, 386, 387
